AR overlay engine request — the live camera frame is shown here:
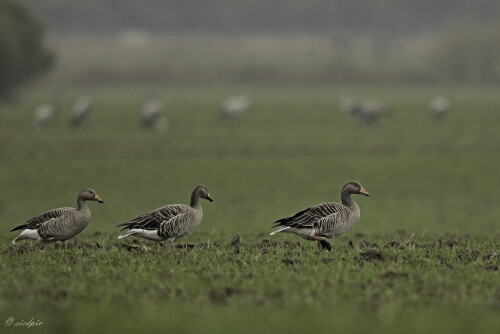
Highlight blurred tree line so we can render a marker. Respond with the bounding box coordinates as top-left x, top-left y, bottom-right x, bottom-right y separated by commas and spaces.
433, 20, 500, 82
8, 0, 500, 84
24, 0, 500, 36
0, 0, 52, 100
25, 0, 500, 83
